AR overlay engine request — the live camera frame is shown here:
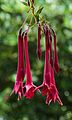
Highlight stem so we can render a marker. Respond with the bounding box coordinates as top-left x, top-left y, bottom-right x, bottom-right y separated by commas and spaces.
29, 17, 32, 27
30, 0, 34, 14
22, 14, 31, 28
